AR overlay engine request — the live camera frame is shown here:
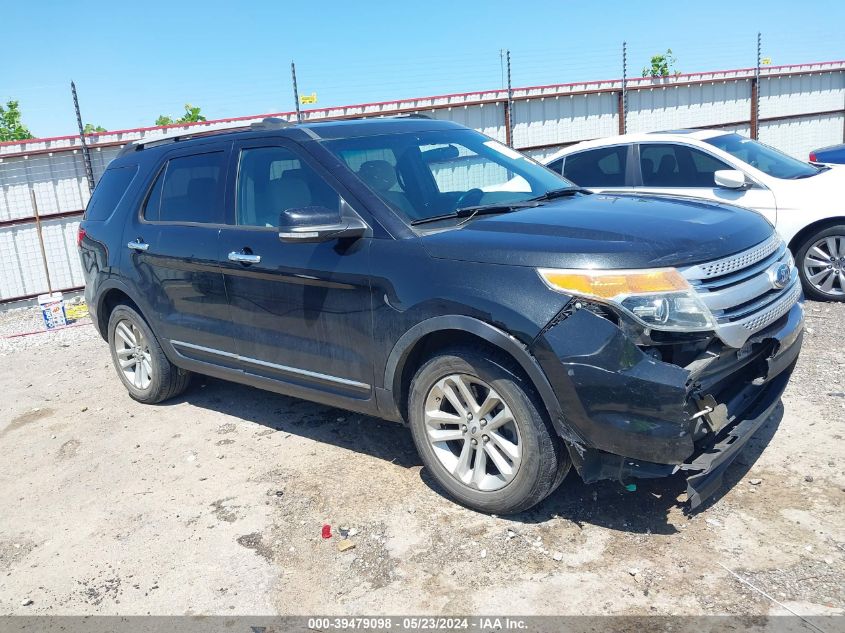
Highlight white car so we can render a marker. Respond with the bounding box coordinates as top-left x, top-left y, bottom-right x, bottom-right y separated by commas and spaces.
544, 130, 845, 301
